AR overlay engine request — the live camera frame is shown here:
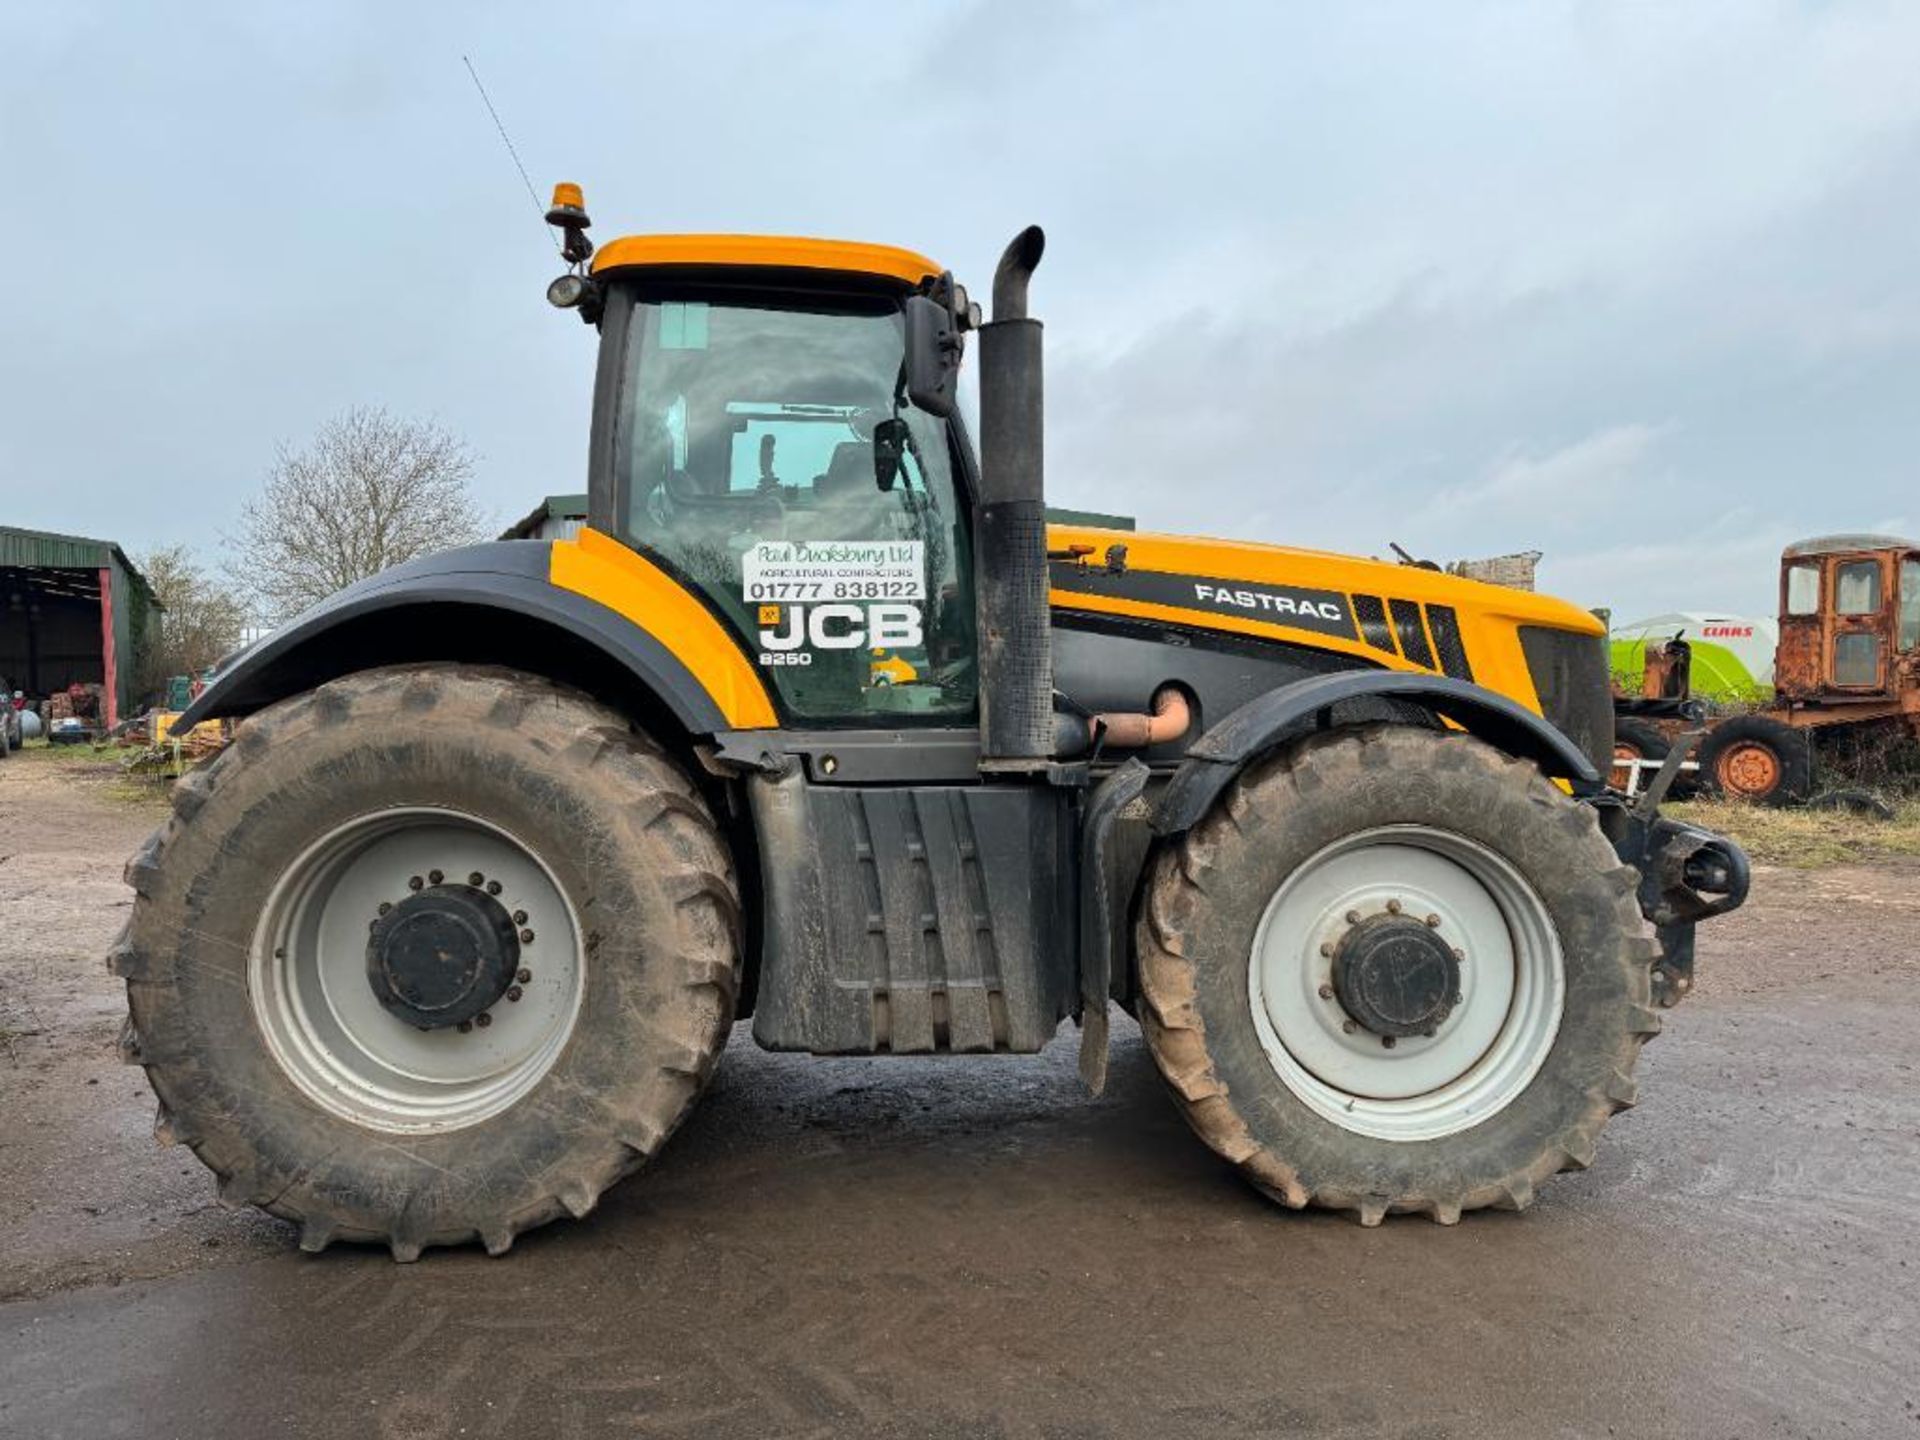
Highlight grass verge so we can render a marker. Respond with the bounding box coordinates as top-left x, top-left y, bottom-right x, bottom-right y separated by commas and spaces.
1666, 796, 1920, 868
